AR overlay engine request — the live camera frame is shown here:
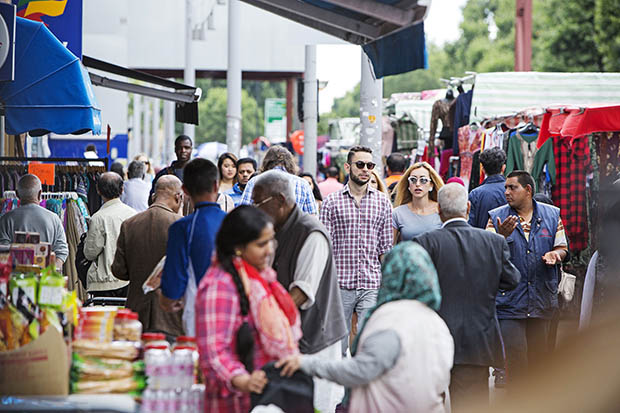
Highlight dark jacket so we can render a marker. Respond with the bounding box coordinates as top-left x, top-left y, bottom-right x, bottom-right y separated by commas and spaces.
489, 200, 561, 320
414, 219, 520, 367
274, 207, 347, 354
468, 174, 507, 229
112, 204, 184, 337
